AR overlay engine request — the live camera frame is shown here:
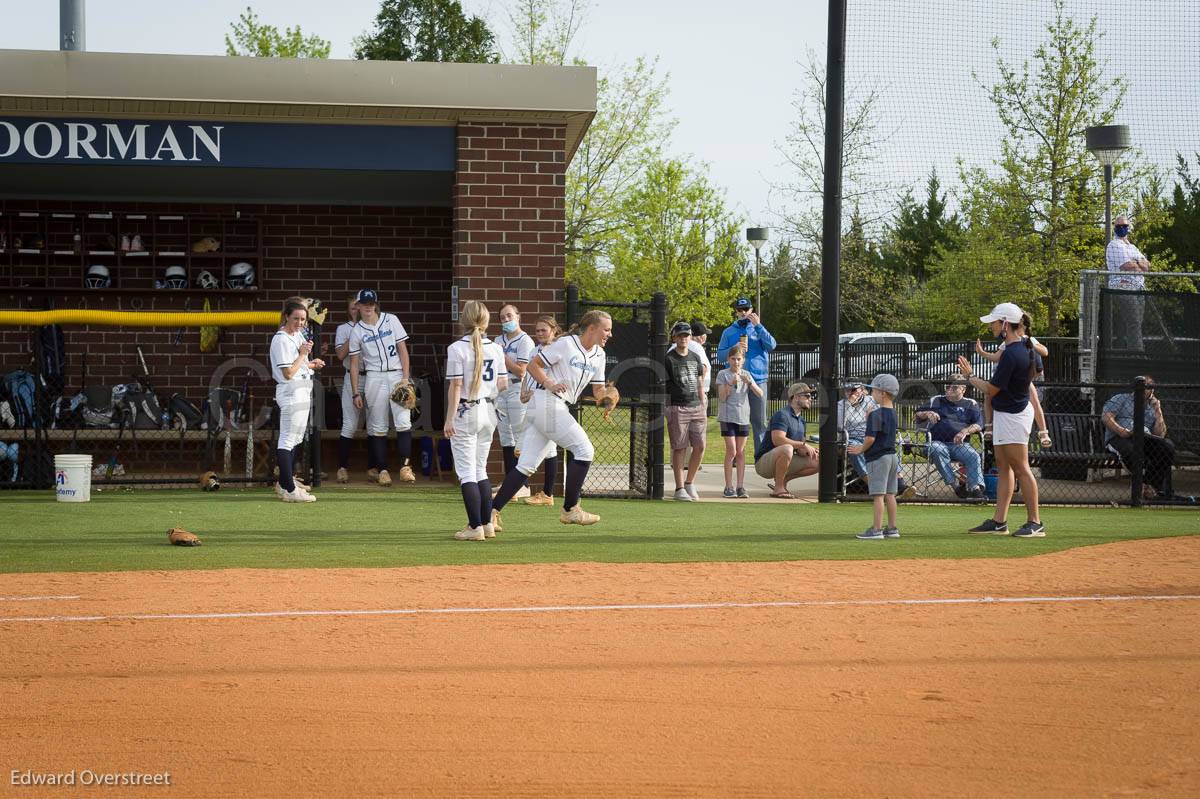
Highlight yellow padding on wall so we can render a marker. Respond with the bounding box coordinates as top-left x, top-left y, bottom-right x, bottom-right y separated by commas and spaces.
0, 310, 280, 327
